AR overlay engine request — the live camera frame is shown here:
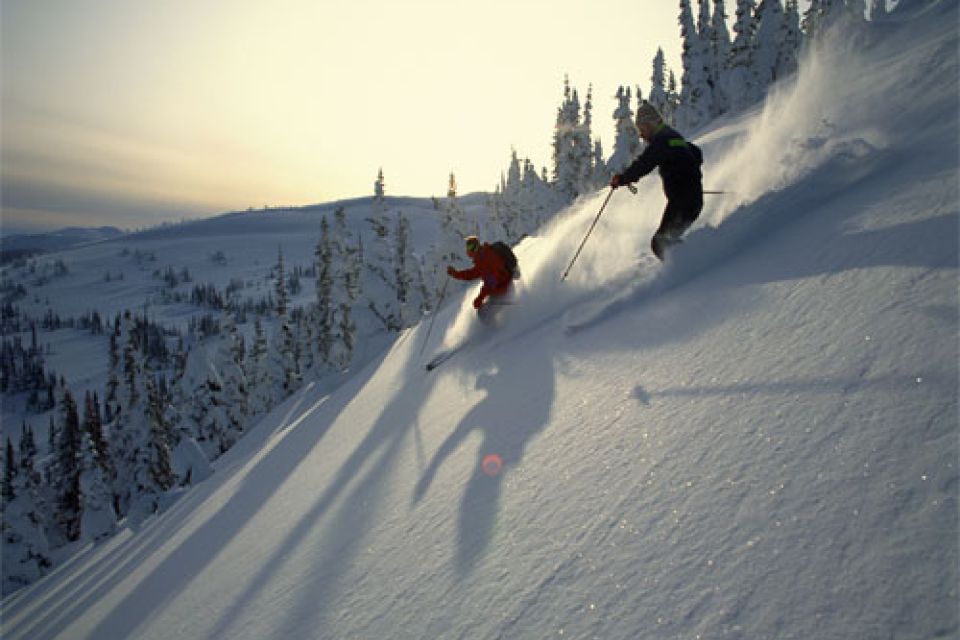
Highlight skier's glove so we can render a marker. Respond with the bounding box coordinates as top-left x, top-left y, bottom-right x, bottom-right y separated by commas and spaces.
472, 295, 484, 310
447, 266, 457, 277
